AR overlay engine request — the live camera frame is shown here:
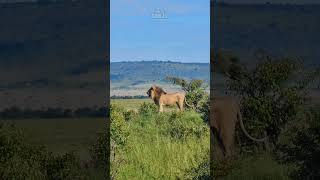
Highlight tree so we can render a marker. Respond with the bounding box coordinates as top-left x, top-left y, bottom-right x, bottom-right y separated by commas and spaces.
212, 49, 244, 81
165, 76, 208, 110
226, 53, 319, 147
165, 76, 209, 123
